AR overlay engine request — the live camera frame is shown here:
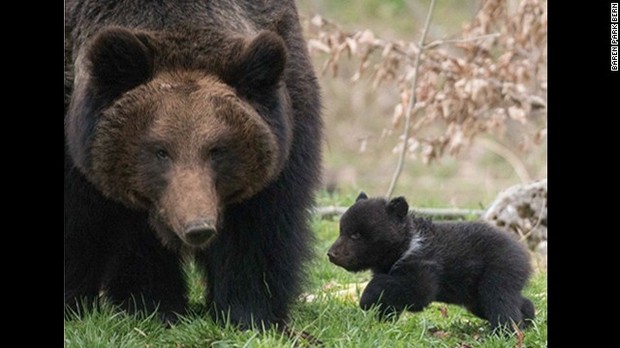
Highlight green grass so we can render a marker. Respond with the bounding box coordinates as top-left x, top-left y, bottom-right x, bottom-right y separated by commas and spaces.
65, 192, 547, 347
